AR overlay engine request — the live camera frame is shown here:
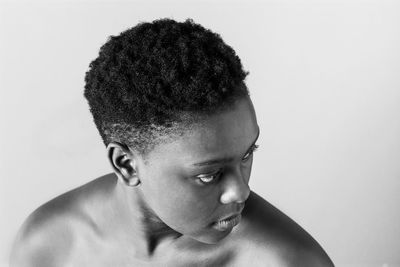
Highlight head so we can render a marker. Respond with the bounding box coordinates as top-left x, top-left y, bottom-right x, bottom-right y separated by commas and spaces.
84, 18, 259, 244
